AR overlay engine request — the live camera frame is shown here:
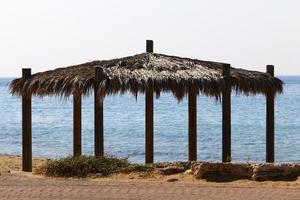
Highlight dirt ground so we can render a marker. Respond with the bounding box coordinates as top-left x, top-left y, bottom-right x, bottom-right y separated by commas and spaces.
1, 155, 300, 188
